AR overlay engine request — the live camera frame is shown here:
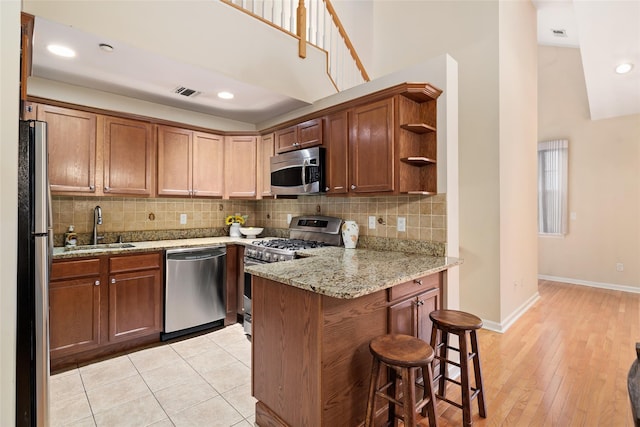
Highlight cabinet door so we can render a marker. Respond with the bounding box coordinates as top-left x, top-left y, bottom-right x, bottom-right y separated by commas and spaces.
157, 125, 192, 196
193, 131, 224, 197
388, 297, 418, 337
38, 105, 97, 194
259, 133, 275, 197
275, 125, 298, 154
325, 111, 348, 194
349, 98, 394, 193
20, 13, 34, 107
103, 116, 154, 196
224, 135, 257, 198
297, 118, 323, 149
108, 268, 162, 342
49, 277, 102, 358
416, 287, 439, 343
49, 258, 103, 359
